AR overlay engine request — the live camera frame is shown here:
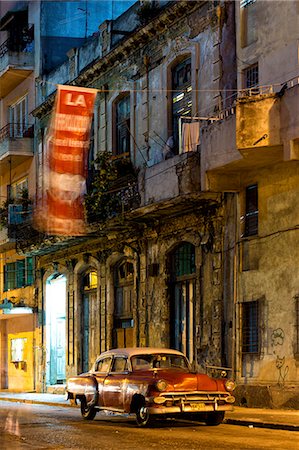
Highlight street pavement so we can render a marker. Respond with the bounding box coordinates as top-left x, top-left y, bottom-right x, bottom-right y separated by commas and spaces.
0, 391, 298, 432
